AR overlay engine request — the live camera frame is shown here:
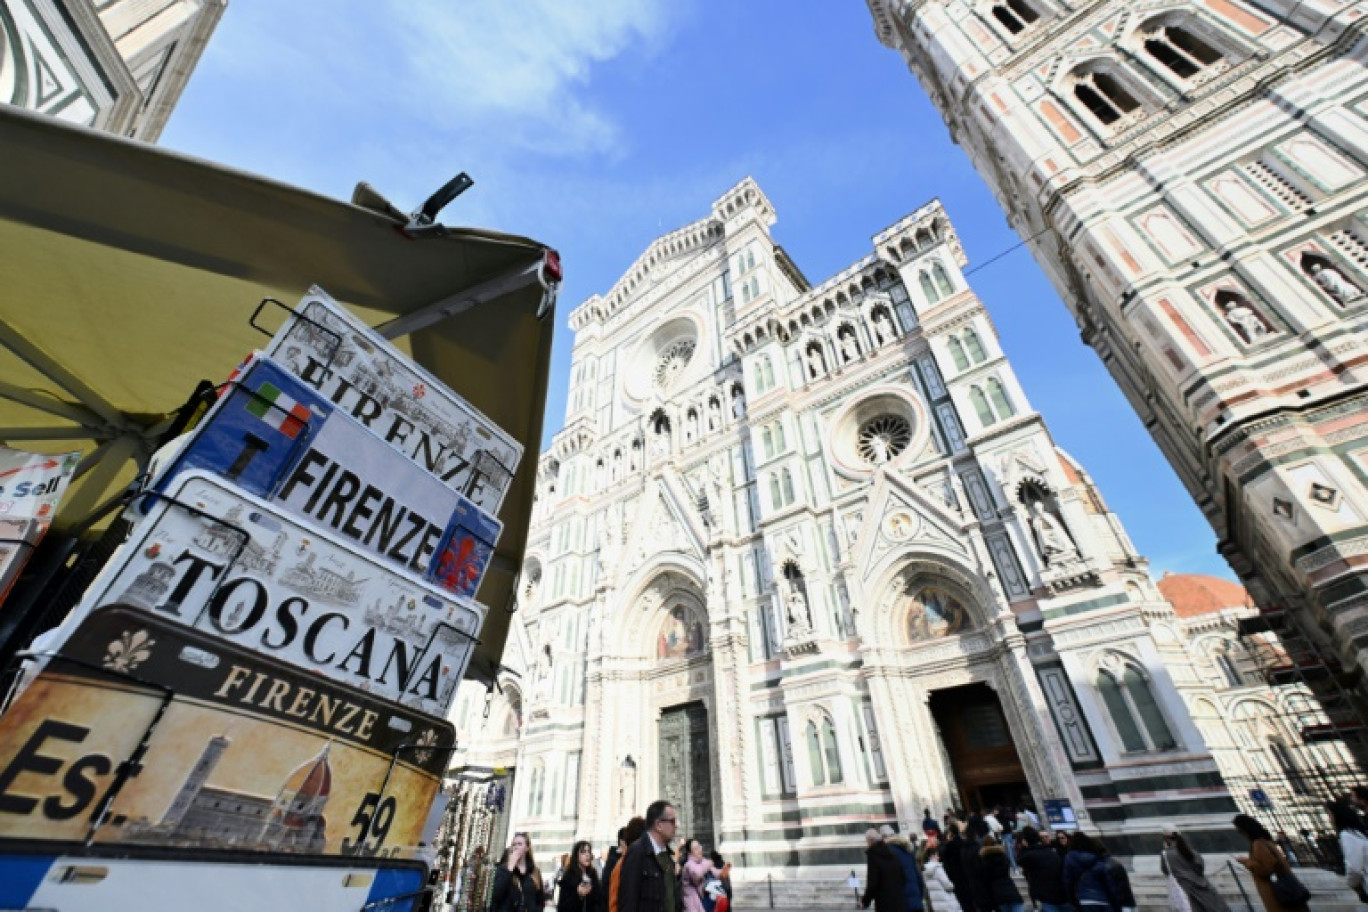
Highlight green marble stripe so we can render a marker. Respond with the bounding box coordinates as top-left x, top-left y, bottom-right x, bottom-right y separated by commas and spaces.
1080, 770, 1226, 799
